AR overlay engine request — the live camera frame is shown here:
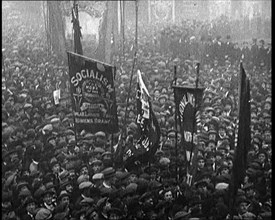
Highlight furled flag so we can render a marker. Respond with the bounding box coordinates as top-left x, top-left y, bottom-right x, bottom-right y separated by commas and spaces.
72, 2, 83, 55
228, 62, 251, 214
125, 70, 160, 171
